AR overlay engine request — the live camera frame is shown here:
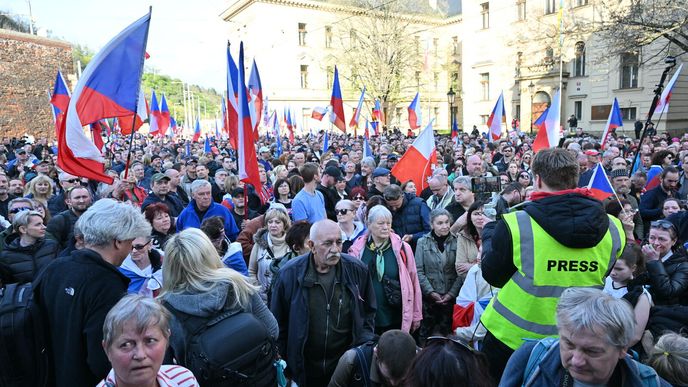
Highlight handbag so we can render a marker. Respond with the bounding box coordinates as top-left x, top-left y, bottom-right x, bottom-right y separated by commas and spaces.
380, 244, 408, 307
